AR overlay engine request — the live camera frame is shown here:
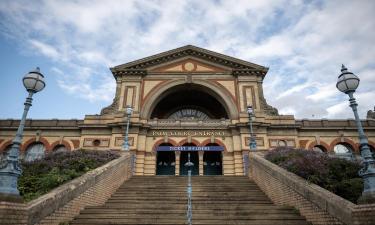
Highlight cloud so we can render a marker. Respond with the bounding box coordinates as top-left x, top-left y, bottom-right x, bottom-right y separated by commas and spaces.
29, 39, 60, 60
0, 0, 374, 118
